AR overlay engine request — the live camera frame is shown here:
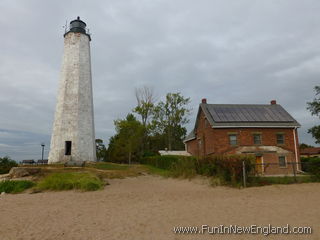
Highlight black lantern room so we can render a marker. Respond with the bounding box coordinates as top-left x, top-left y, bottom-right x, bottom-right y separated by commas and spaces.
64, 16, 91, 40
